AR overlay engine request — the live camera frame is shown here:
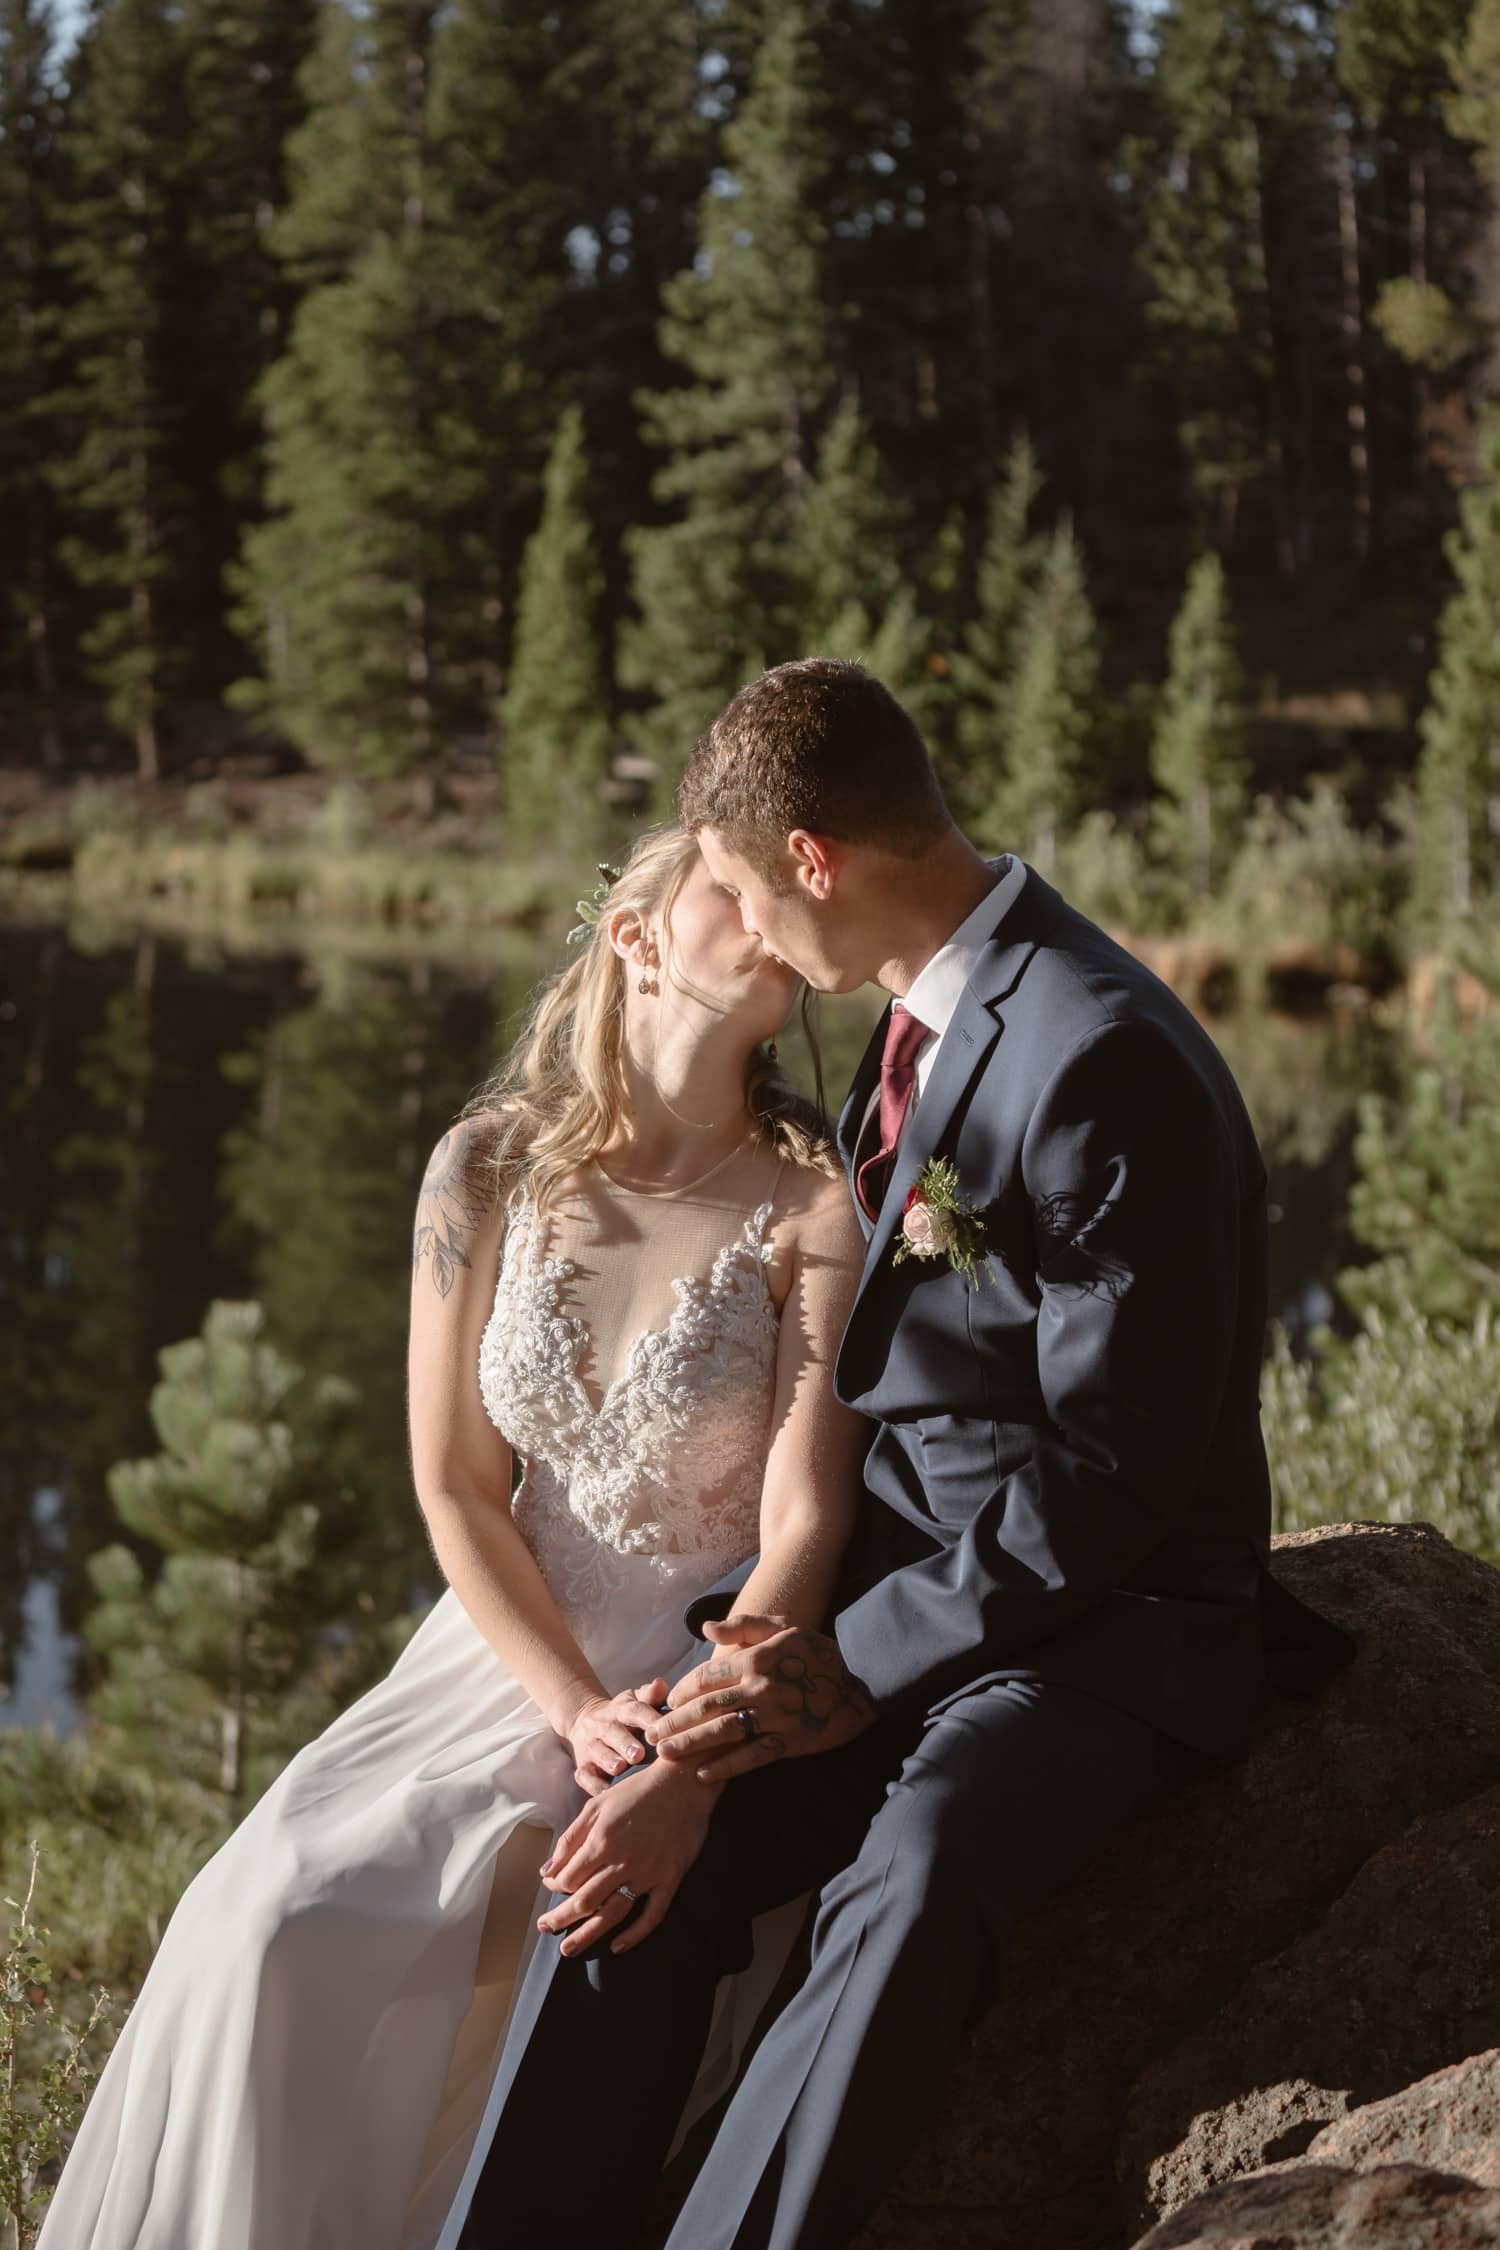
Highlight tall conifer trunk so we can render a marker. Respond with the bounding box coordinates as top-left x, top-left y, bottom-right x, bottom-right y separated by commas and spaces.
1333, 116, 1373, 560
